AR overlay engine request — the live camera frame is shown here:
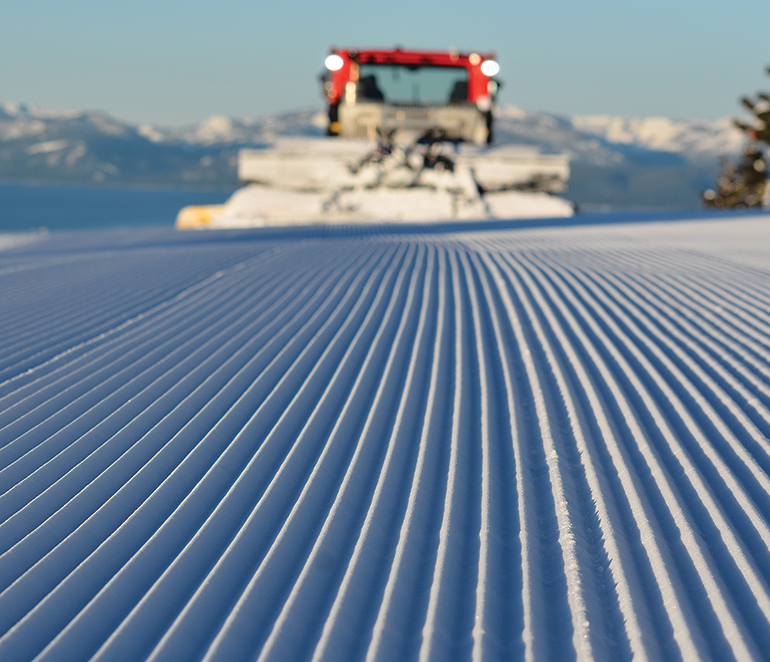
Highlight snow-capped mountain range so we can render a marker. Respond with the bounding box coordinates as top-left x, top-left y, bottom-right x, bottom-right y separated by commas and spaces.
0, 101, 749, 207
494, 105, 744, 164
